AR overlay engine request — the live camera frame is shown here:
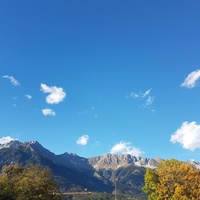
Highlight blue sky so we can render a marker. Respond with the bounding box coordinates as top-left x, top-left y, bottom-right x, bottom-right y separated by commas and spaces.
1, 0, 200, 161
